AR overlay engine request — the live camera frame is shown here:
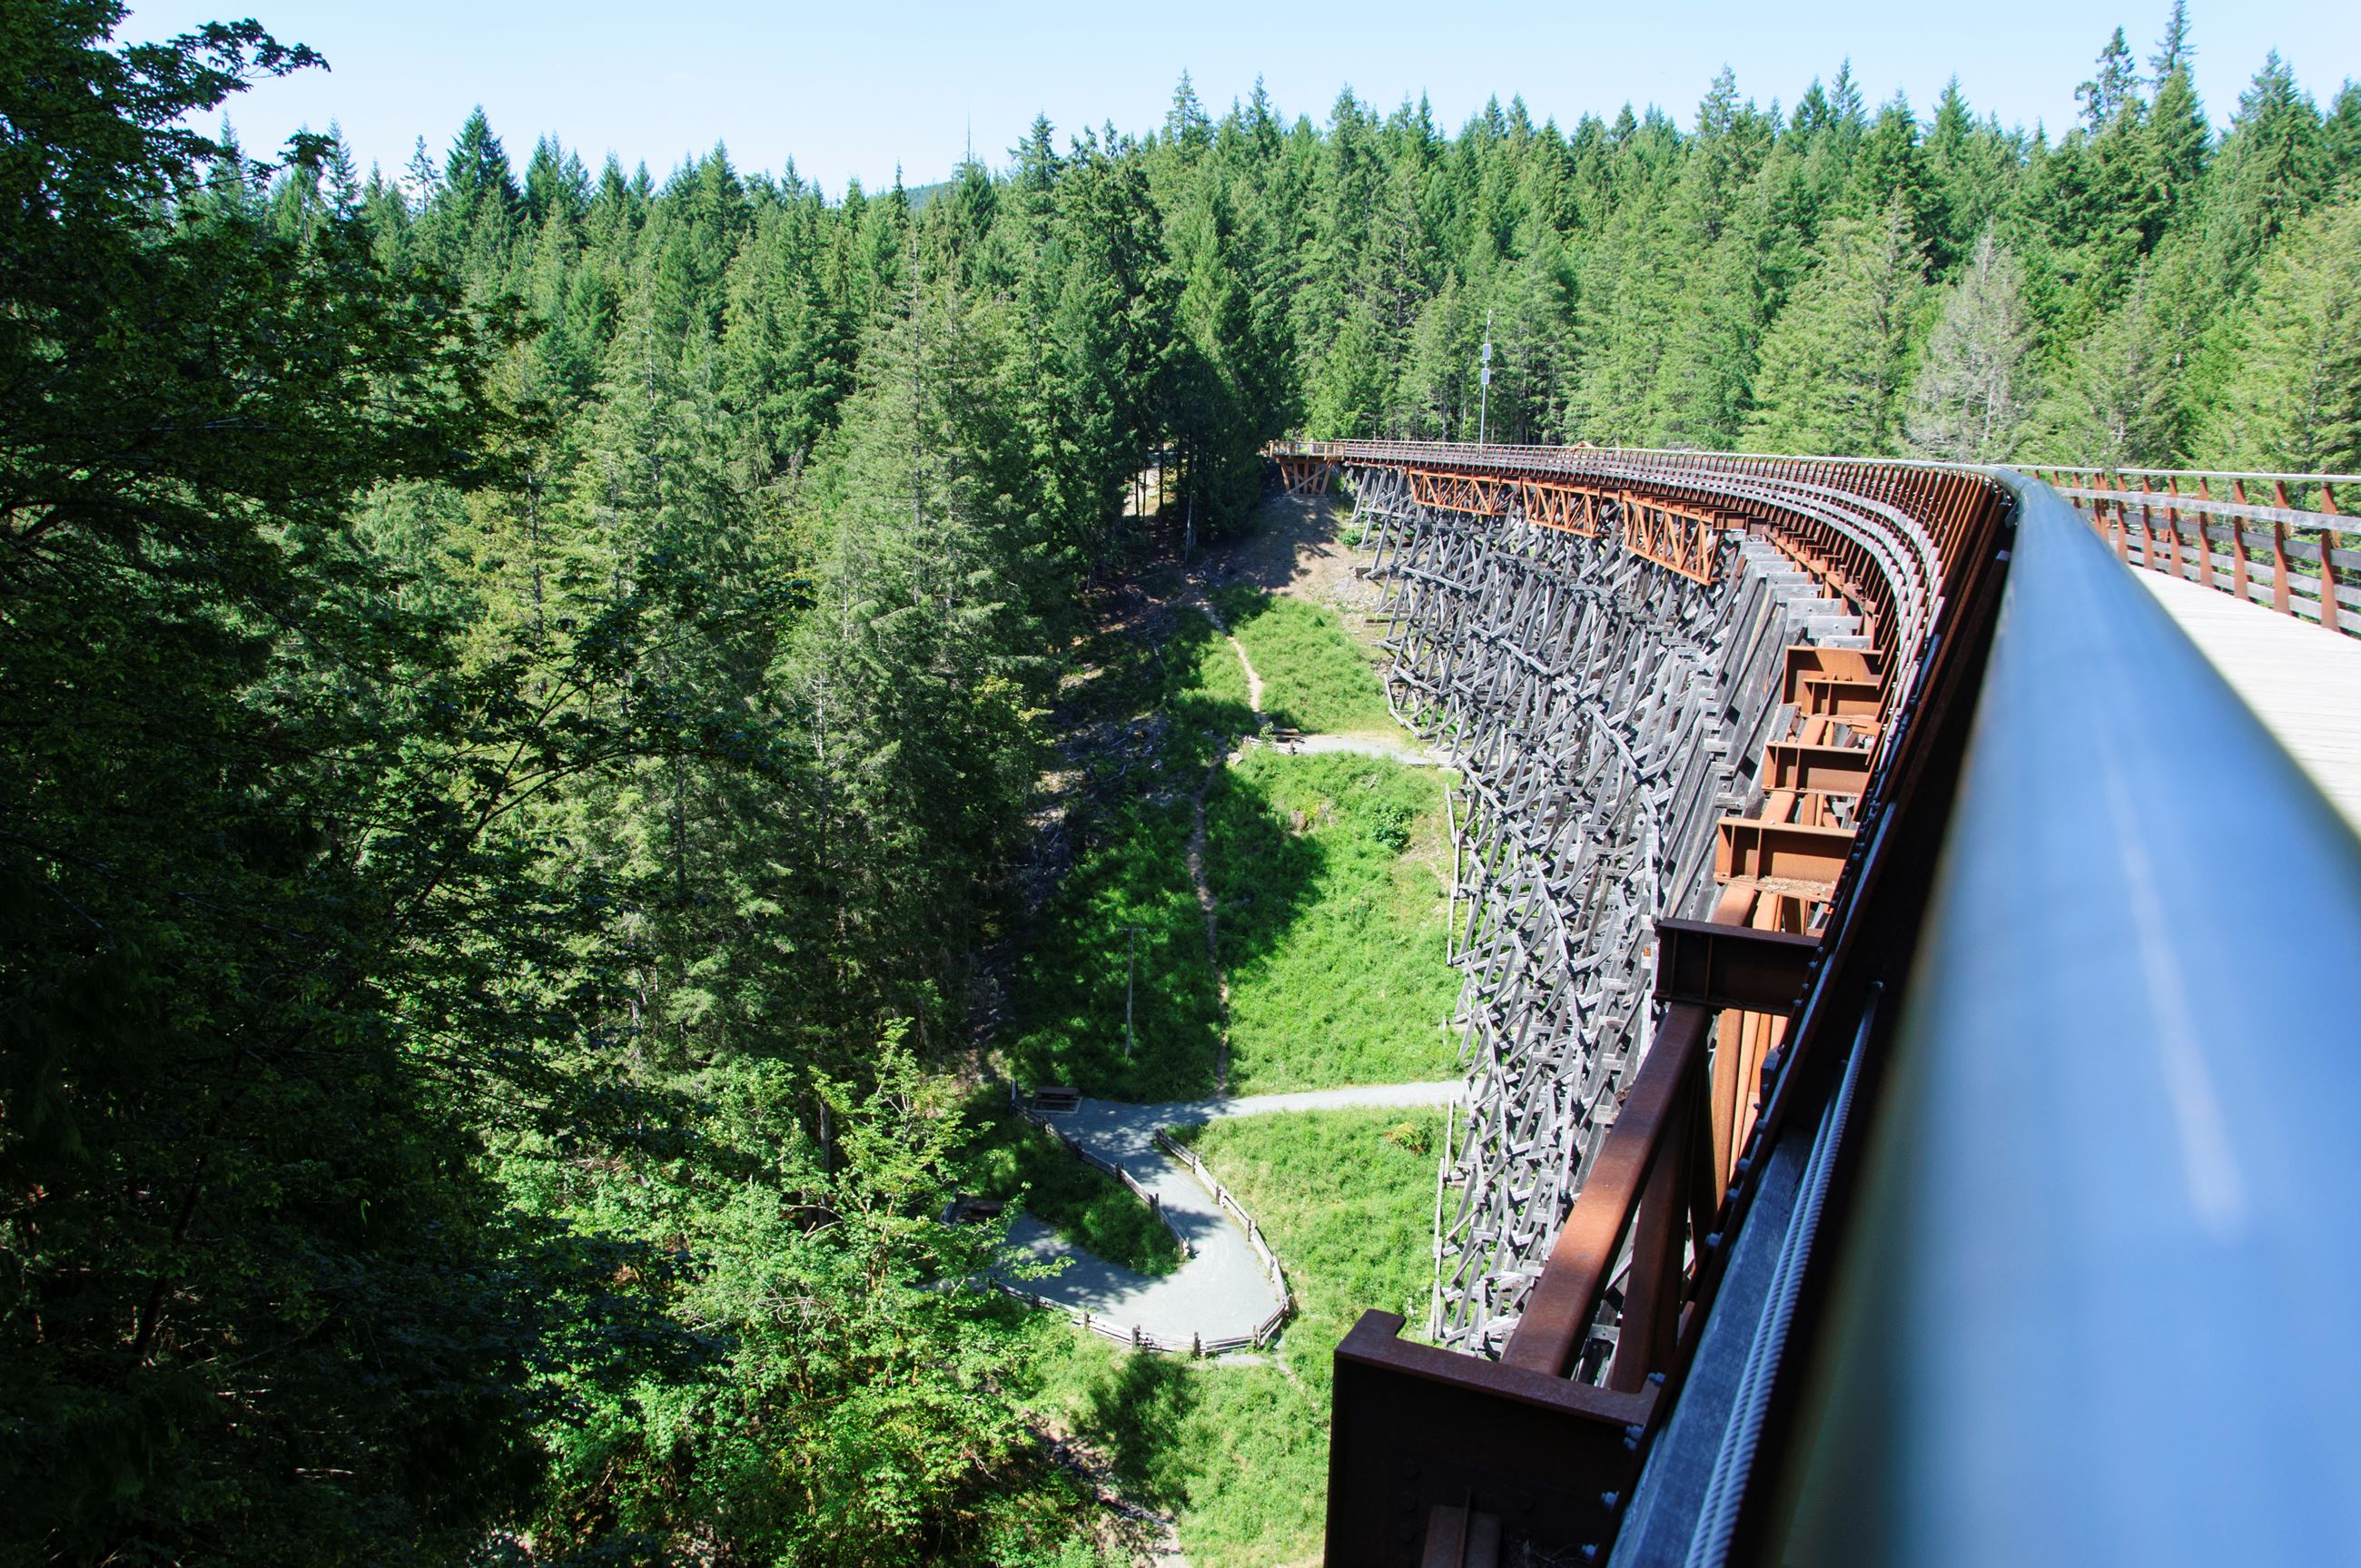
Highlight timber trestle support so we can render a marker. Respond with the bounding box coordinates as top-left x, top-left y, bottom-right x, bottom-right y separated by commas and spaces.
1273, 440, 2015, 1568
